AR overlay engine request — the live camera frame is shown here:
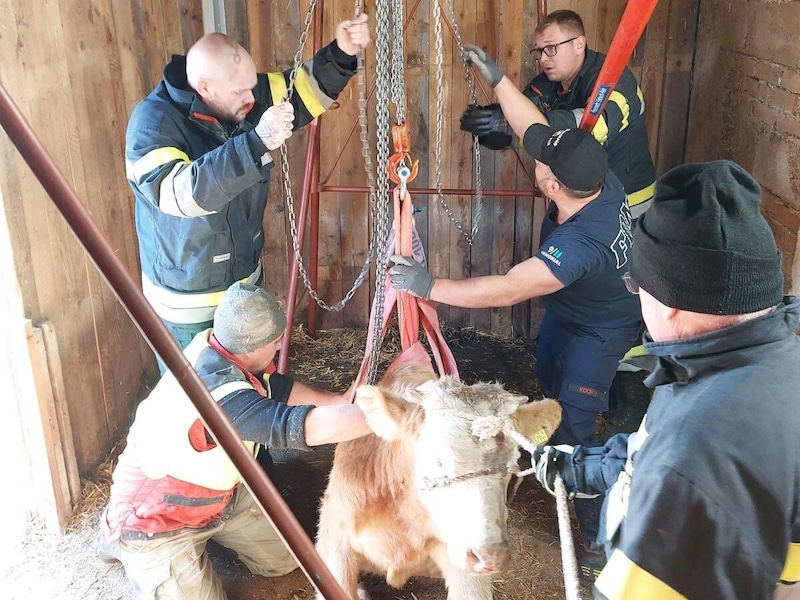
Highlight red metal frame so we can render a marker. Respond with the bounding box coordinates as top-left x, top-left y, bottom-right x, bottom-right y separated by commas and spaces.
278, 0, 540, 373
